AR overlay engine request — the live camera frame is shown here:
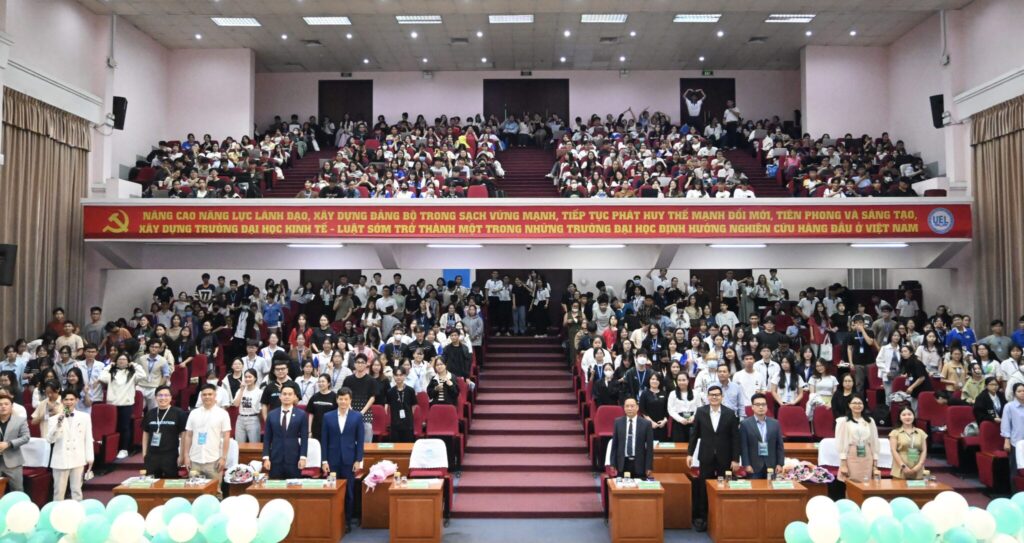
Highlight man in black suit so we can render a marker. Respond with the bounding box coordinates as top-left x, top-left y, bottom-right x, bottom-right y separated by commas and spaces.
739, 393, 785, 479
687, 384, 741, 532
606, 398, 654, 478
